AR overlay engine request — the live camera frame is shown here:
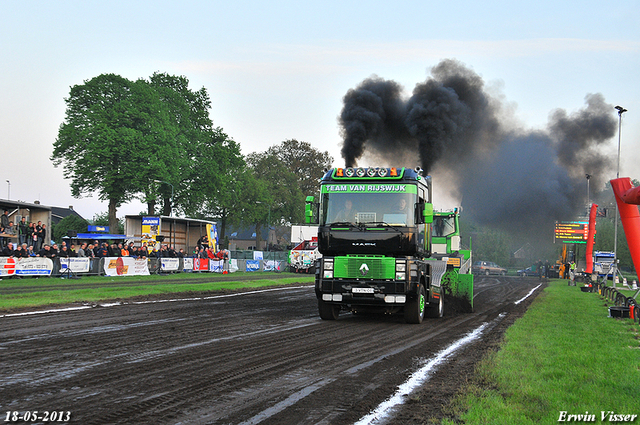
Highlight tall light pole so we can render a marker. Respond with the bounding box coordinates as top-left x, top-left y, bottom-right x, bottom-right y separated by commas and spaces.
613, 105, 627, 286
5, 180, 9, 200
585, 174, 591, 207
